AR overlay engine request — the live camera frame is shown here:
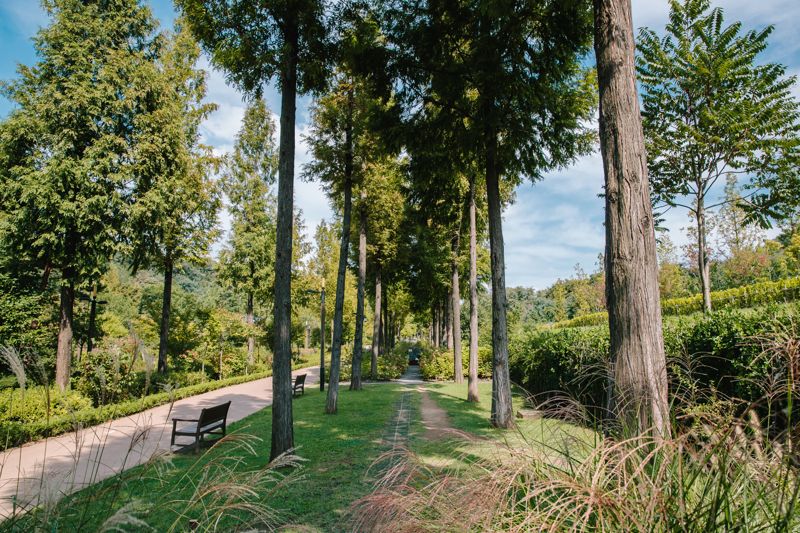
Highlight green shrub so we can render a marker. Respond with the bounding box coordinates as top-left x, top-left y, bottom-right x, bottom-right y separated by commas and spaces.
509, 303, 800, 411
419, 344, 492, 381
552, 277, 800, 329
0, 386, 93, 425
334, 342, 409, 382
